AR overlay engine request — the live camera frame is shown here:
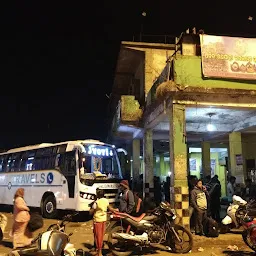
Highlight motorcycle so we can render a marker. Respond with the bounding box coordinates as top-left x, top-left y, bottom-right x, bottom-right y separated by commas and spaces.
9, 213, 77, 256
221, 195, 247, 233
240, 200, 256, 252
47, 212, 78, 233
107, 202, 193, 256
